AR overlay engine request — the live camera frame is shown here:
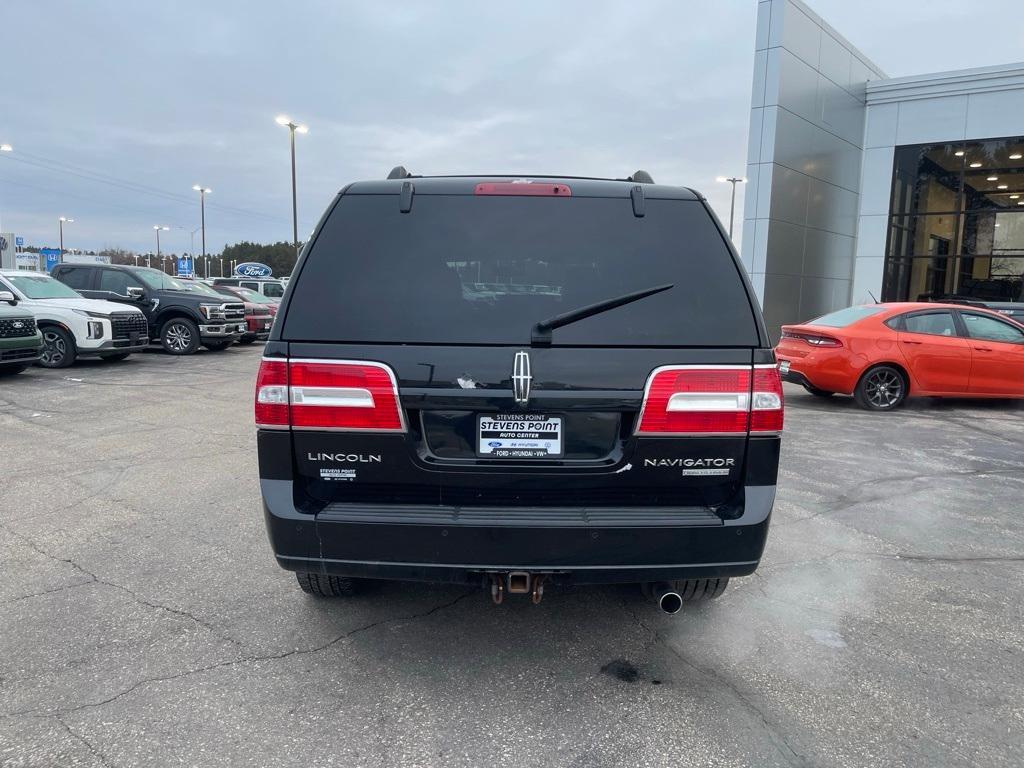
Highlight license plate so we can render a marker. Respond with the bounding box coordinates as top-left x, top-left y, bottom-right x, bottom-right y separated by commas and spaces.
129, 331, 139, 344
779, 360, 791, 374
237, 323, 246, 332
478, 414, 563, 458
